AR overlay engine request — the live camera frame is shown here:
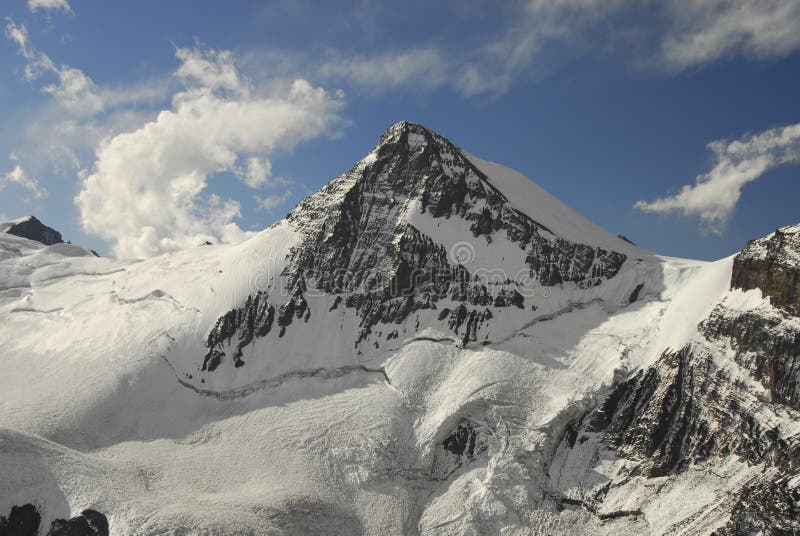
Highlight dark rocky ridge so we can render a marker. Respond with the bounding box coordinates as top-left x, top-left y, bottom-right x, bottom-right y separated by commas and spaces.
550, 224, 800, 531
201, 122, 627, 372
1, 216, 63, 246
731, 224, 800, 314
